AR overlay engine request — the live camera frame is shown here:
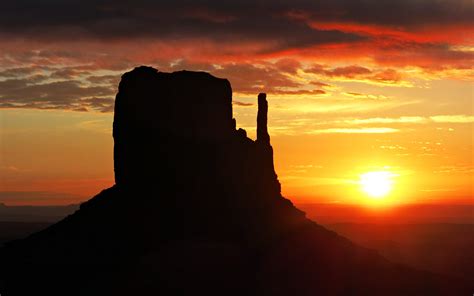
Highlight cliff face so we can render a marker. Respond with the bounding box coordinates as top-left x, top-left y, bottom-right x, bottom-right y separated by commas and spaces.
113, 67, 234, 185
0, 67, 471, 296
